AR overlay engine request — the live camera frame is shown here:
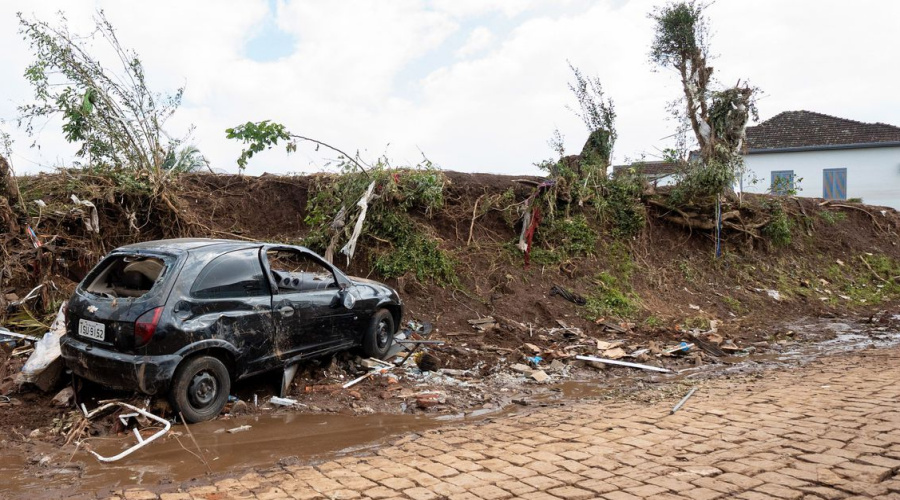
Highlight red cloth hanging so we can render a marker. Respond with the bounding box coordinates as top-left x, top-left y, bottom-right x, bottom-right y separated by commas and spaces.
523, 205, 542, 268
